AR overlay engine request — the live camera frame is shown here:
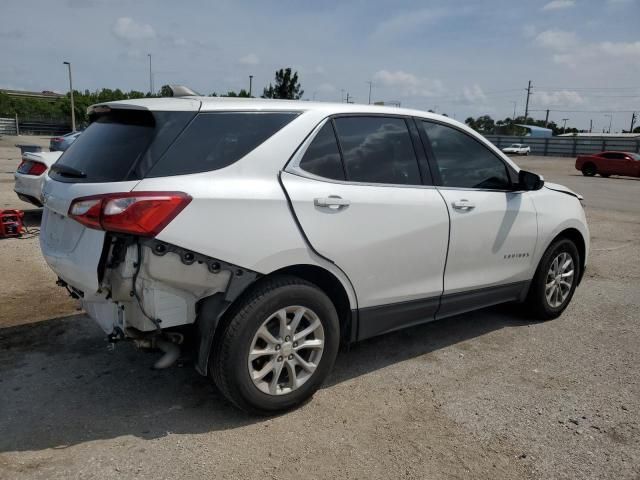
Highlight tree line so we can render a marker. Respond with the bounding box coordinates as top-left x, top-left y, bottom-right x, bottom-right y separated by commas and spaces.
0, 68, 303, 126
